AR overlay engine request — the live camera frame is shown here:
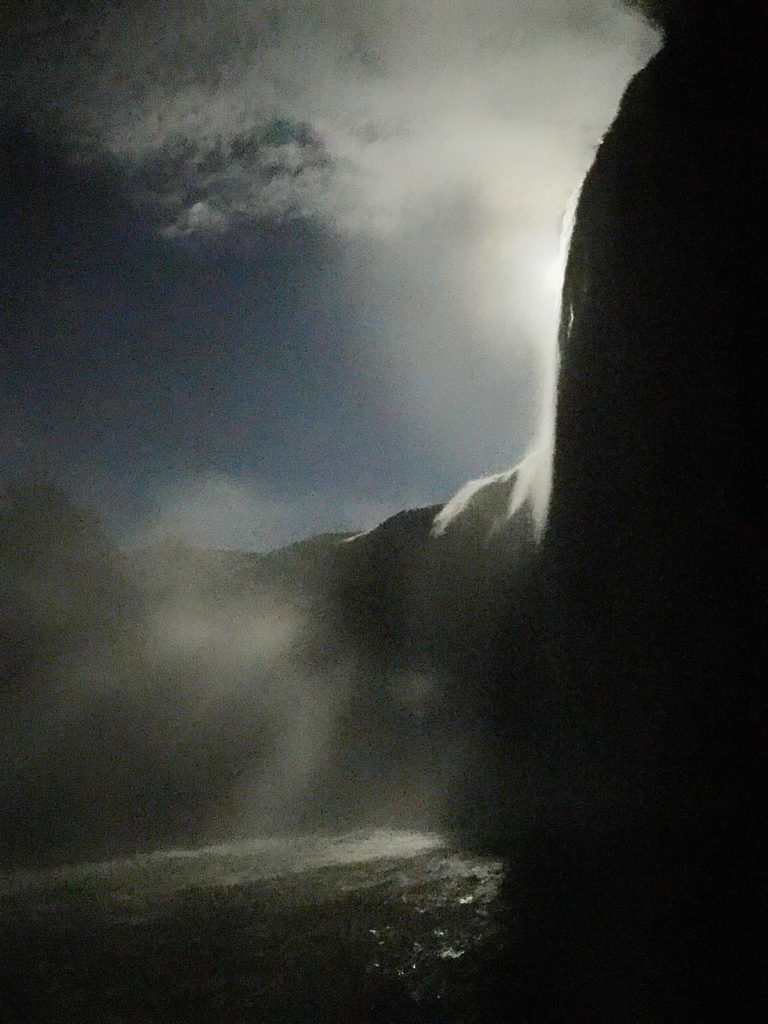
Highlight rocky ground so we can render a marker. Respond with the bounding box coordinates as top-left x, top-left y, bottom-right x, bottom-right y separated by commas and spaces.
0, 829, 515, 1024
